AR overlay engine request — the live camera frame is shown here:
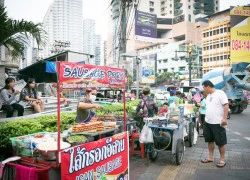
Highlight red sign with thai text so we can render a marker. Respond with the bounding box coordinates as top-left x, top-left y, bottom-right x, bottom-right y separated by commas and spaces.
61, 132, 129, 180
58, 62, 126, 89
